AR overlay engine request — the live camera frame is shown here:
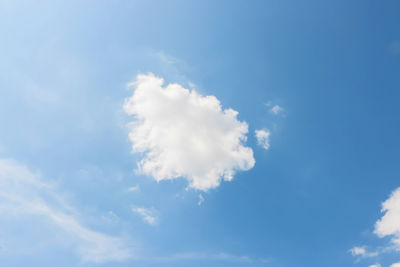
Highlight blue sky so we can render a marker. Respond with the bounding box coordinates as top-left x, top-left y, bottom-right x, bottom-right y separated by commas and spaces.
1, 1, 400, 266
